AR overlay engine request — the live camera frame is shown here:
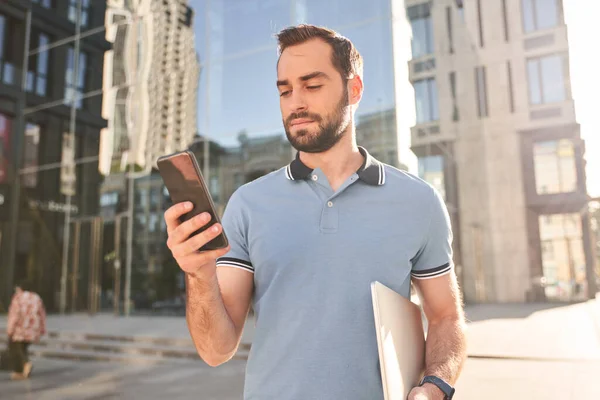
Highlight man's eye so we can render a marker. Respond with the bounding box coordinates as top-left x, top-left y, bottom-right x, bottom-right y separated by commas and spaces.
280, 90, 291, 97
307, 85, 322, 90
